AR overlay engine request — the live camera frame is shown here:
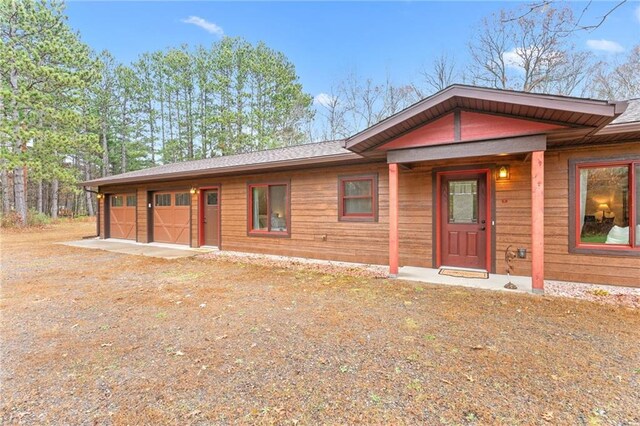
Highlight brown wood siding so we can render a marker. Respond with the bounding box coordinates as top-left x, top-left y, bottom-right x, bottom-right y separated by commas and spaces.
97, 141, 639, 288
137, 187, 148, 243
543, 143, 640, 287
